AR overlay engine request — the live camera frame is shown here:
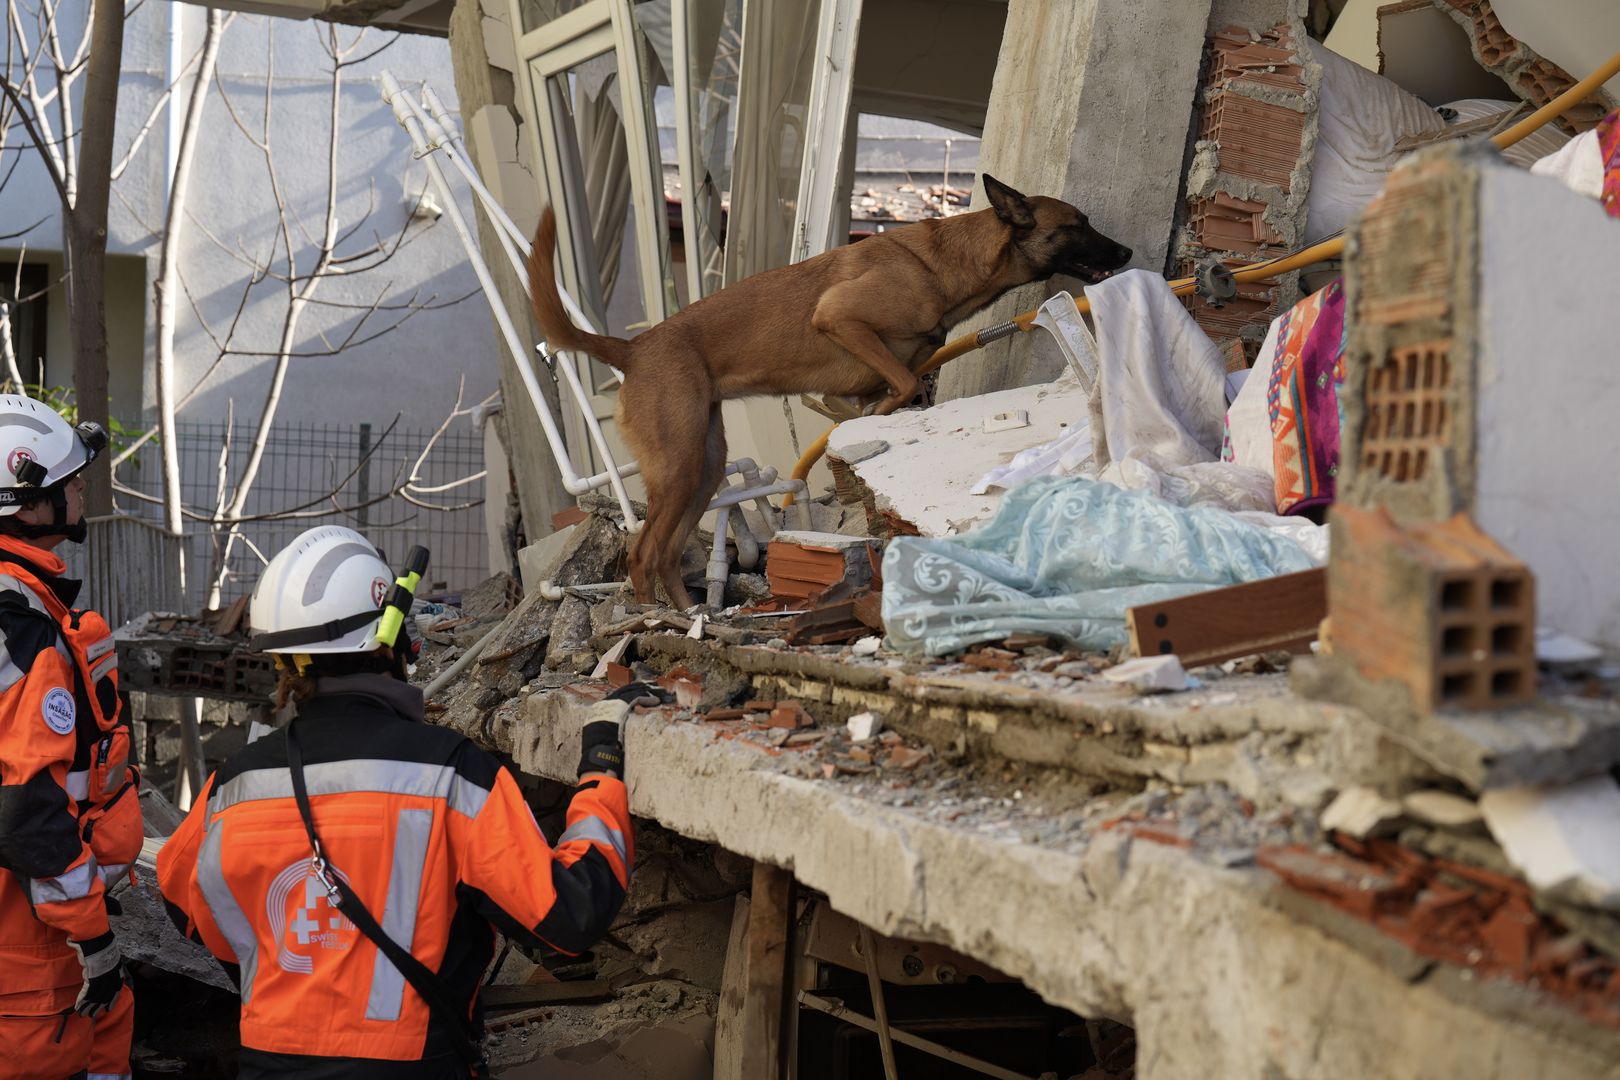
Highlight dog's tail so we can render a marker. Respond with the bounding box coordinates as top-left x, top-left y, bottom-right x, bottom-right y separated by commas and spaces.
528, 207, 634, 371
